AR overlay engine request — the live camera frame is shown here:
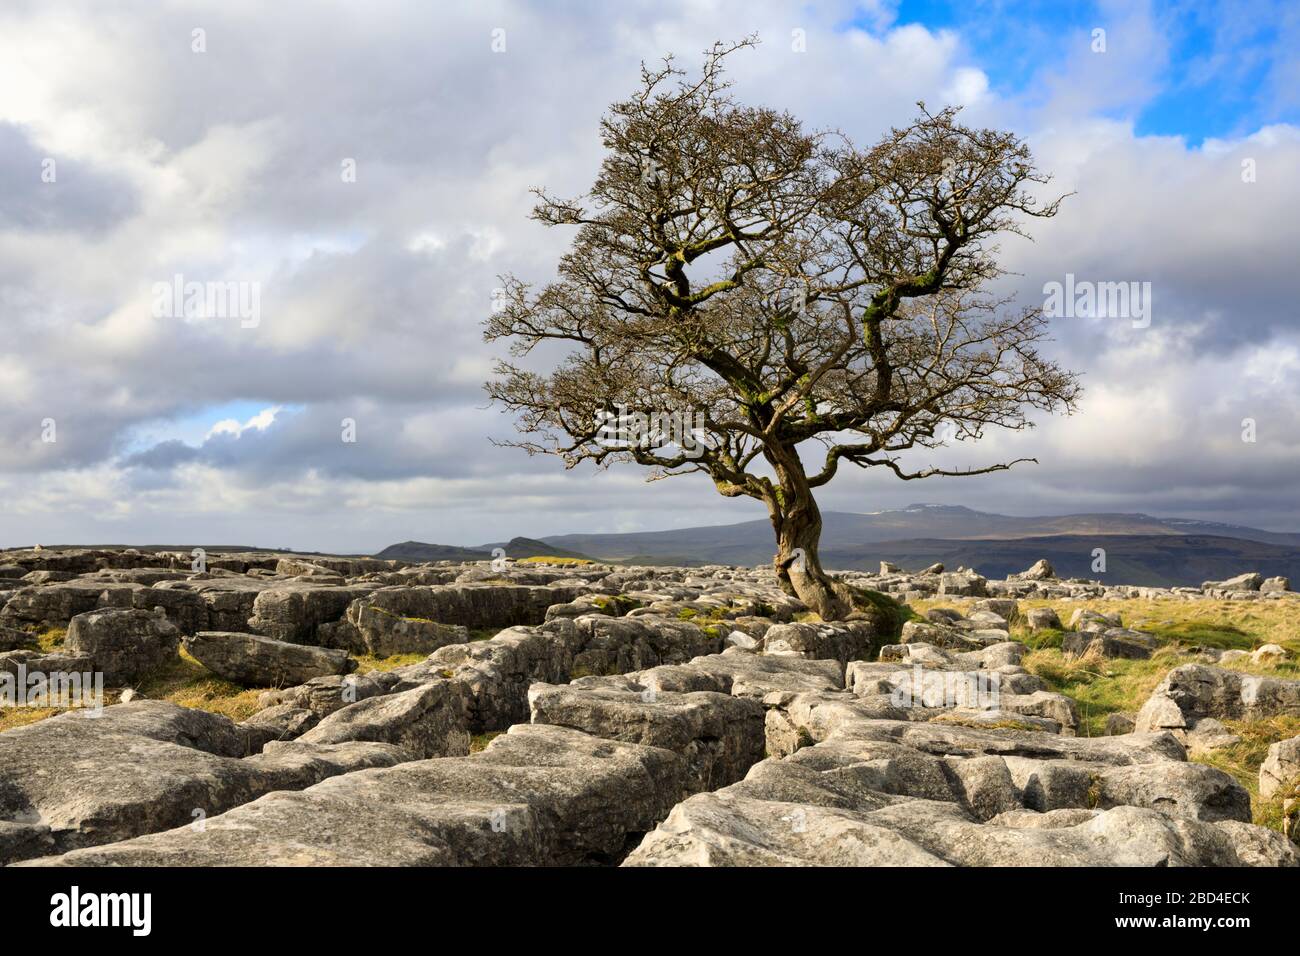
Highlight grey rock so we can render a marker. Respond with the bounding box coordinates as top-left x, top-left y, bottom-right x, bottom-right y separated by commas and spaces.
0, 627, 39, 652
568, 614, 721, 676
346, 590, 472, 656
297, 681, 470, 759
1025, 607, 1062, 632
1201, 572, 1263, 592
257, 672, 395, 719
248, 583, 374, 645
0, 700, 402, 864
1017, 559, 1056, 581
184, 631, 355, 686
65, 608, 180, 684
1260, 736, 1300, 799
725, 630, 758, 650
0, 582, 137, 630
1252, 643, 1289, 665
240, 704, 320, 741
130, 587, 209, 634
1184, 717, 1242, 756
1096, 761, 1252, 822
939, 570, 987, 597
761, 620, 878, 667
529, 681, 765, 793
1062, 627, 1156, 660
396, 622, 585, 732
623, 790, 1296, 867
1135, 664, 1300, 735
1068, 608, 1122, 630
29, 724, 686, 867
1106, 712, 1136, 735
924, 607, 965, 624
